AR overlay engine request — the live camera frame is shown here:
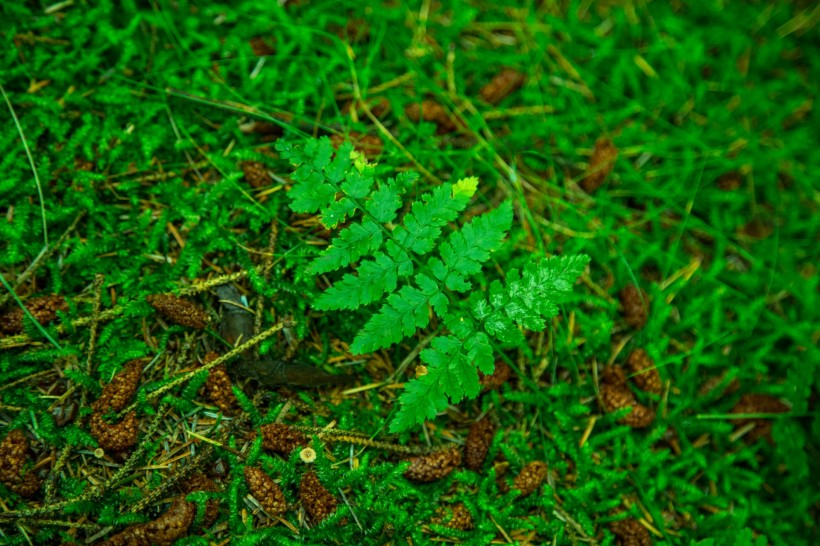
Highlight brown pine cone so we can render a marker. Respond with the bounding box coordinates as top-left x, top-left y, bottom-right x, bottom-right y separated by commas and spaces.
244, 466, 287, 516
240, 161, 272, 188
146, 294, 209, 329
619, 285, 649, 330
625, 349, 662, 394
600, 384, 655, 428
444, 502, 474, 531
205, 364, 237, 415
92, 359, 145, 413
479, 362, 512, 392
716, 171, 742, 191
464, 417, 495, 471
299, 470, 337, 523
329, 132, 384, 159
0, 295, 68, 335
0, 429, 40, 498
405, 100, 458, 134
512, 461, 548, 496
479, 68, 526, 105
580, 137, 618, 193
256, 423, 308, 456
601, 365, 627, 386
403, 447, 462, 483
101, 496, 196, 546
89, 411, 139, 452
181, 474, 220, 527
610, 517, 652, 546
731, 393, 789, 444
249, 37, 275, 56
